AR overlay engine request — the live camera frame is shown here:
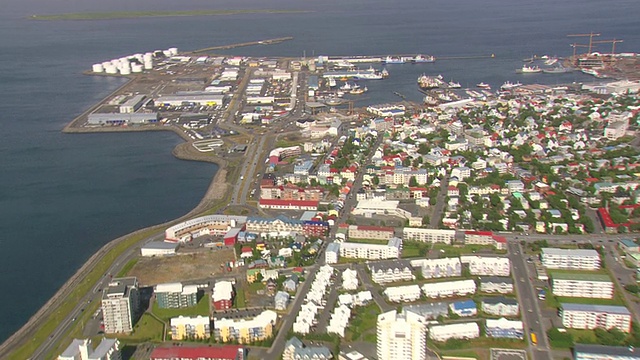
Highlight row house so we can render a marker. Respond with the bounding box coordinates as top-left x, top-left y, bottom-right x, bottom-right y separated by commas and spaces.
410, 258, 461, 279
460, 256, 510, 276
481, 297, 519, 317
421, 279, 476, 298
368, 260, 414, 284
479, 276, 514, 294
